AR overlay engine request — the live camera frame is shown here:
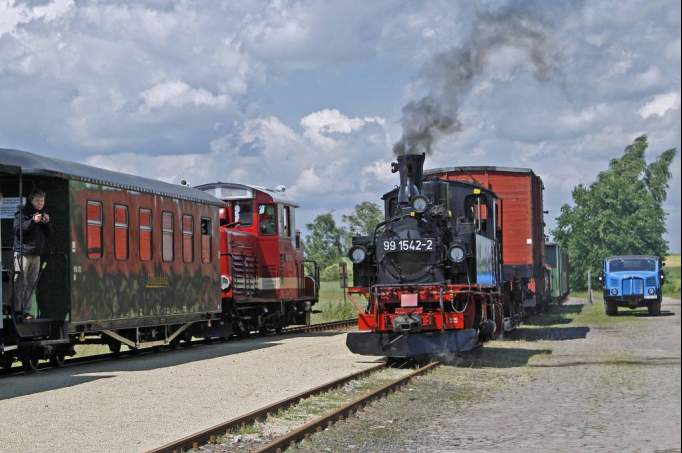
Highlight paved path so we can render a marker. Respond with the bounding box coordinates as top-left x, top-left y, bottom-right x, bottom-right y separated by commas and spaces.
0, 330, 378, 453
298, 298, 681, 453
